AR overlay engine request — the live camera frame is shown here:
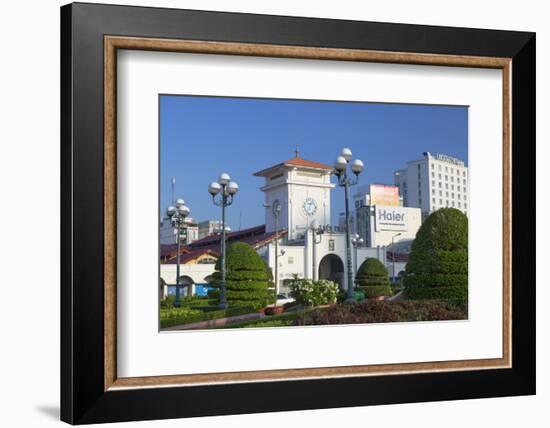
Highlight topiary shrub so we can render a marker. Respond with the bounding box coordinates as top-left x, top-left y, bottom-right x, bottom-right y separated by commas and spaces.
207, 242, 273, 309
354, 258, 393, 298
404, 208, 468, 305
